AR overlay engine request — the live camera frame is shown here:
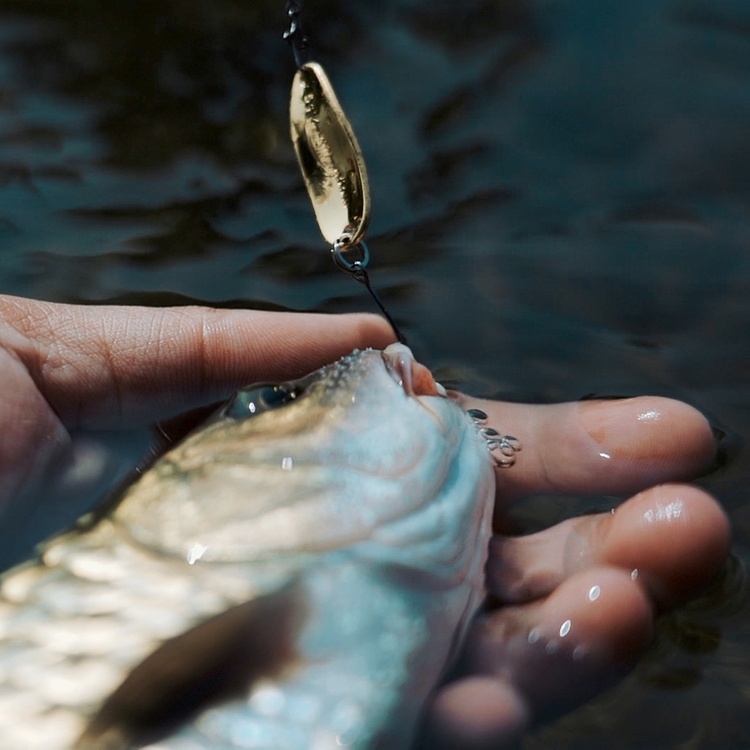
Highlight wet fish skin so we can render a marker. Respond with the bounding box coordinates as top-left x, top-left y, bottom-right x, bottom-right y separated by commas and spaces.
0, 344, 495, 749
